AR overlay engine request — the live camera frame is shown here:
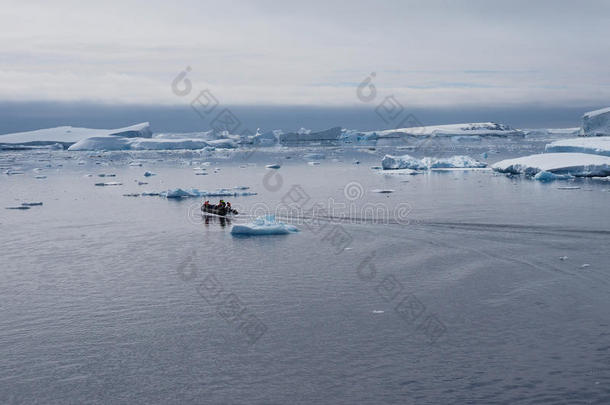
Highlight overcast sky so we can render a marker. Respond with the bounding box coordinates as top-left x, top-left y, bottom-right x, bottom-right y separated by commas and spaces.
1, 0, 609, 107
